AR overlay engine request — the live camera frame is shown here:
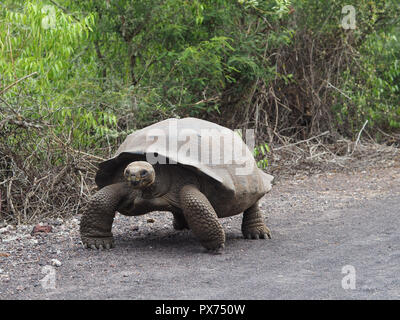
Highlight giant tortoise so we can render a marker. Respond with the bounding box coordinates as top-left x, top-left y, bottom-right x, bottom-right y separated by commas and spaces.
80, 117, 274, 253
